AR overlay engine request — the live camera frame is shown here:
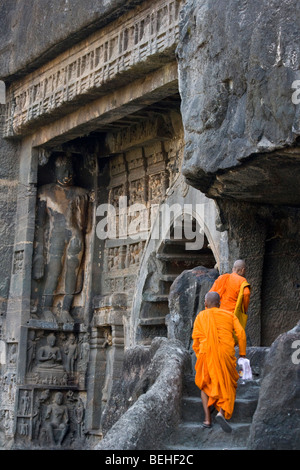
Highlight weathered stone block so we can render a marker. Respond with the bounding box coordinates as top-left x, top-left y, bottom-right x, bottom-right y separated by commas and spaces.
248, 321, 300, 450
